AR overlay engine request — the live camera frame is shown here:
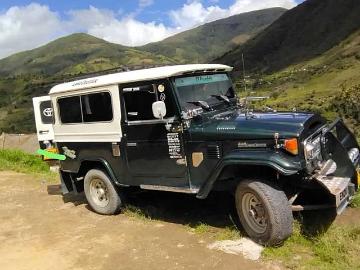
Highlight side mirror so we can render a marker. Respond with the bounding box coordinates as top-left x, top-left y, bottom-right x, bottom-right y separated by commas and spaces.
152, 101, 167, 119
